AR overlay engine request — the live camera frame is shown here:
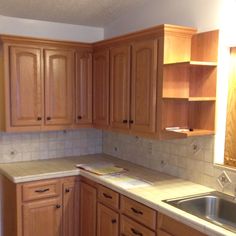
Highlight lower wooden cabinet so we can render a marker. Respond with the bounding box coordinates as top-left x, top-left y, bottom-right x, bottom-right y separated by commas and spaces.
23, 198, 62, 236
97, 203, 119, 236
79, 181, 97, 236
